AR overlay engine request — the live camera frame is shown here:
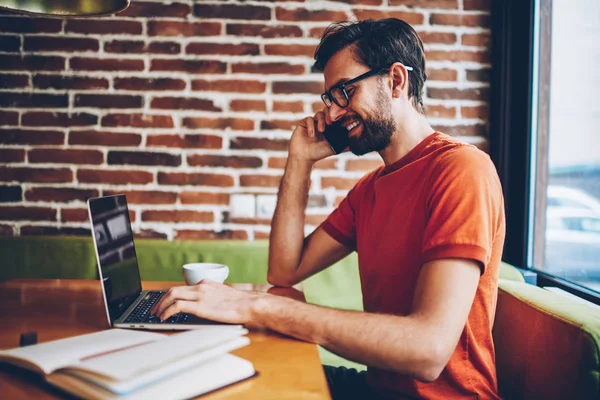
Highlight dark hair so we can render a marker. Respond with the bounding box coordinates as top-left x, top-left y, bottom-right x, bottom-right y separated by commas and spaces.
314, 18, 427, 113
